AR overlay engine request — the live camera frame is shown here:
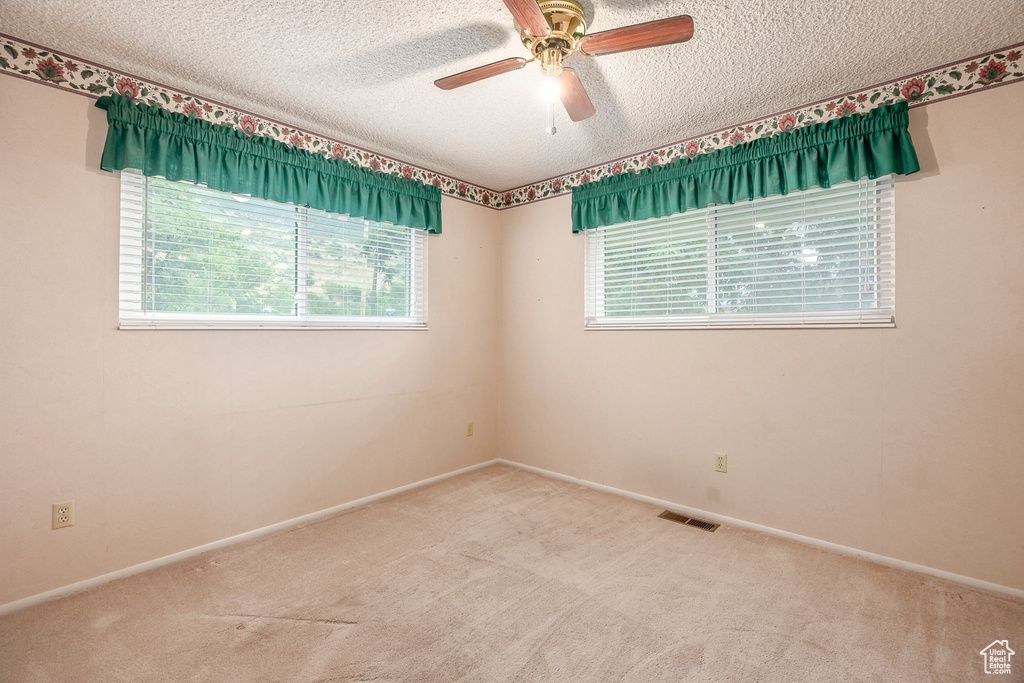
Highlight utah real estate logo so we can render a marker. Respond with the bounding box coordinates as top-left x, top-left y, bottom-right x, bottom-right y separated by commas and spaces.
979, 640, 1014, 675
